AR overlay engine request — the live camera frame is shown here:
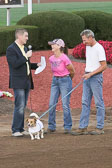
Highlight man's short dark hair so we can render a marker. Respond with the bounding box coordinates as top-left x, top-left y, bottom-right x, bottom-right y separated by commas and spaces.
15, 28, 28, 39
